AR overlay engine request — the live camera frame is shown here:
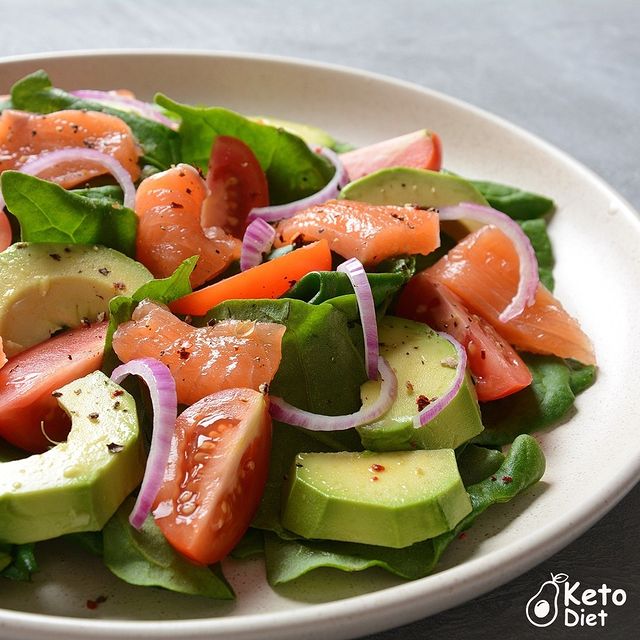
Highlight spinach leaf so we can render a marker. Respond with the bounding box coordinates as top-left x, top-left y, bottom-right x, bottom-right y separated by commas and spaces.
102, 256, 197, 373
457, 444, 506, 487
1, 172, 137, 256
264, 435, 545, 584
476, 355, 597, 446
0, 543, 38, 581
206, 298, 367, 416
156, 94, 334, 204
62, 531, 104, 557
10, 70, 180, 169
287, 270, 405, 307
103, 499, 234, 599
520, 218, 555, 291
230, 529, 265, 560
470, 179, 554, 220
72, 184, 124, 205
